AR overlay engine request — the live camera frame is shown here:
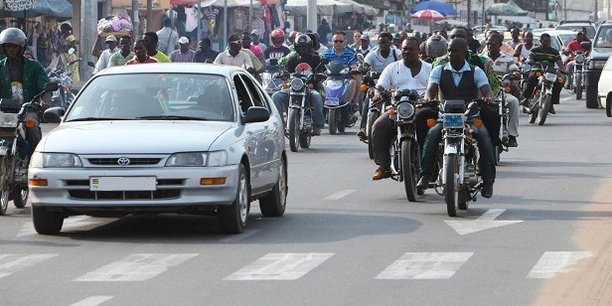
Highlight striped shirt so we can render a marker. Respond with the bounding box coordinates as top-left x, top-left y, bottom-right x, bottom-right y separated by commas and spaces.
323, 47, 357, 66
527, 47, 561, 68
170, 49, 195, 63
108, 51, 135, 67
